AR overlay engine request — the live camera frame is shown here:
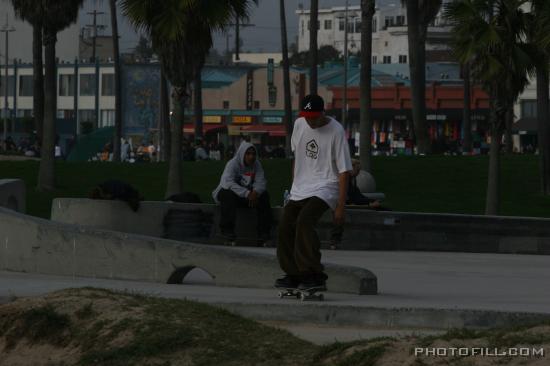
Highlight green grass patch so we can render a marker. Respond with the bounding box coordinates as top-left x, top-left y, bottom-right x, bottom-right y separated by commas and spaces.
2, 155, 550, 219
